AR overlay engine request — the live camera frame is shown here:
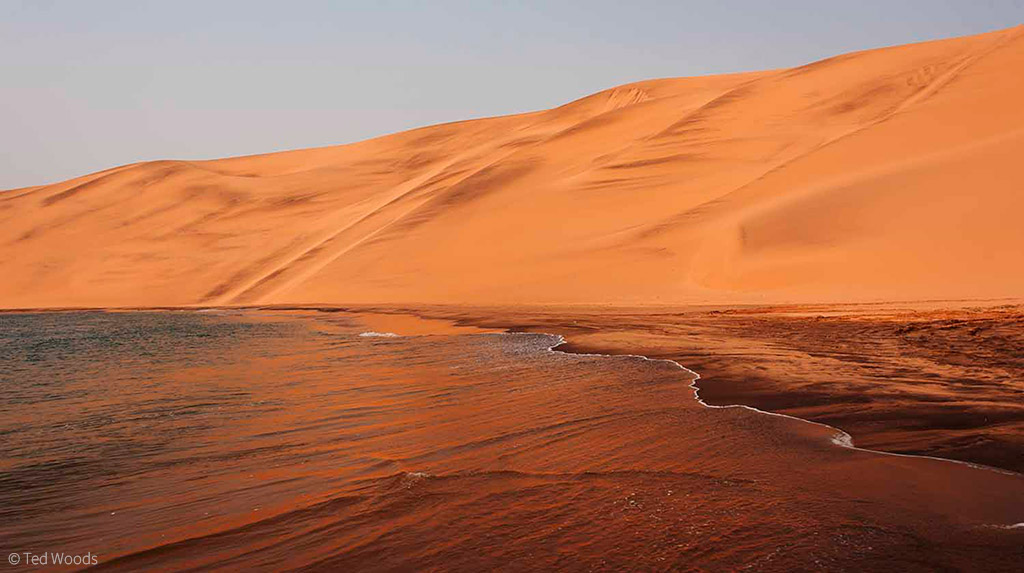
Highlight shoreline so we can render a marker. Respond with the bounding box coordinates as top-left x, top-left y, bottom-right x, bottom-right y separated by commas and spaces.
2, 296, 1023, 313
342, 303, 1024, 474
539, 332, 1020, 479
